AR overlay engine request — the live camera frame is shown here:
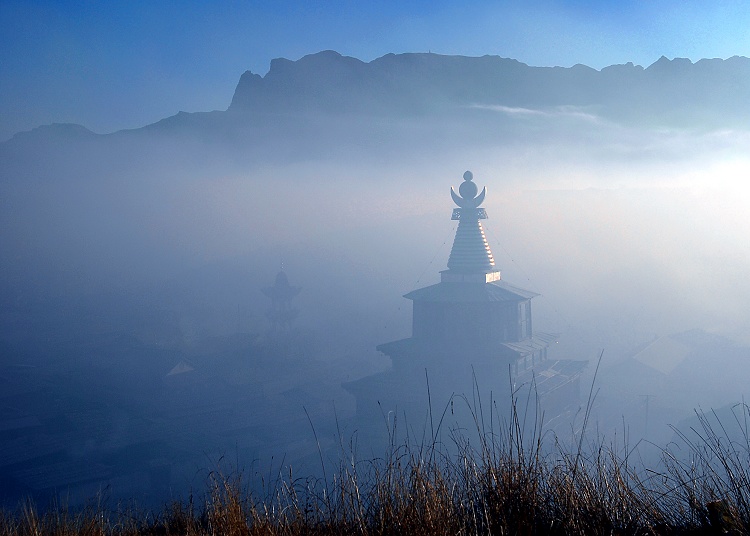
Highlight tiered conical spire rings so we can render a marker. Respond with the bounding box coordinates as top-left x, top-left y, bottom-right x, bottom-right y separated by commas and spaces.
446, 171, 497, 275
